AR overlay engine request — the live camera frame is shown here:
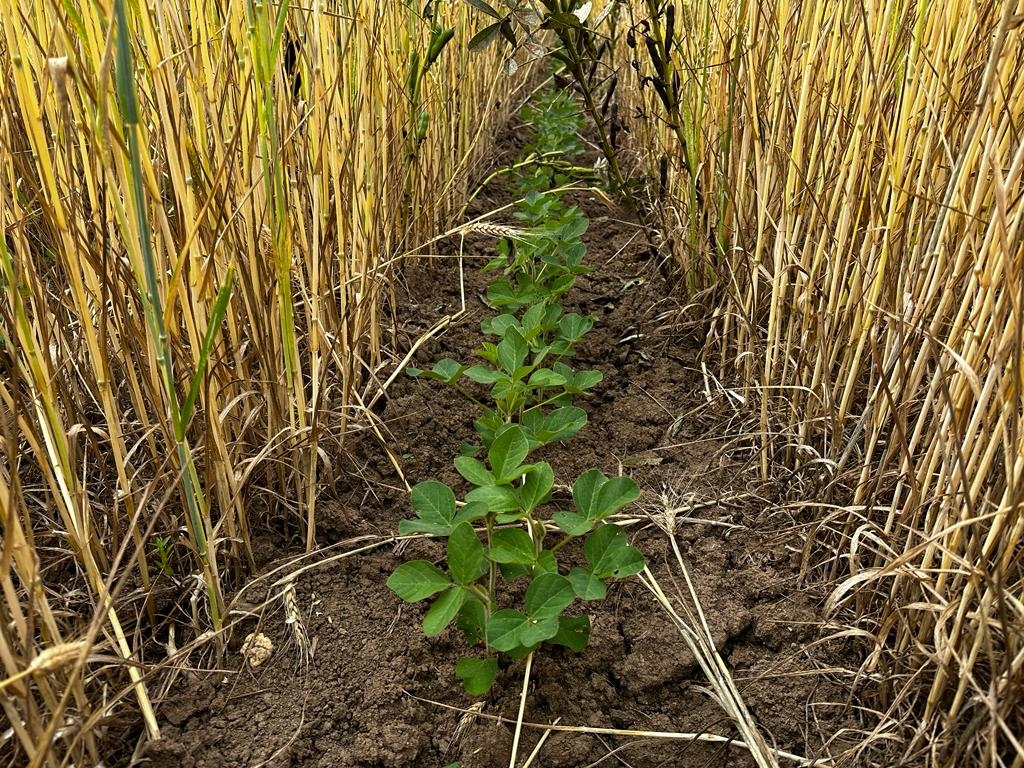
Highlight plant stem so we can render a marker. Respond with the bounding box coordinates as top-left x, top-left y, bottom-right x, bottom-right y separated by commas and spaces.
550, 534, 574, 554
556, 41, 629, 198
